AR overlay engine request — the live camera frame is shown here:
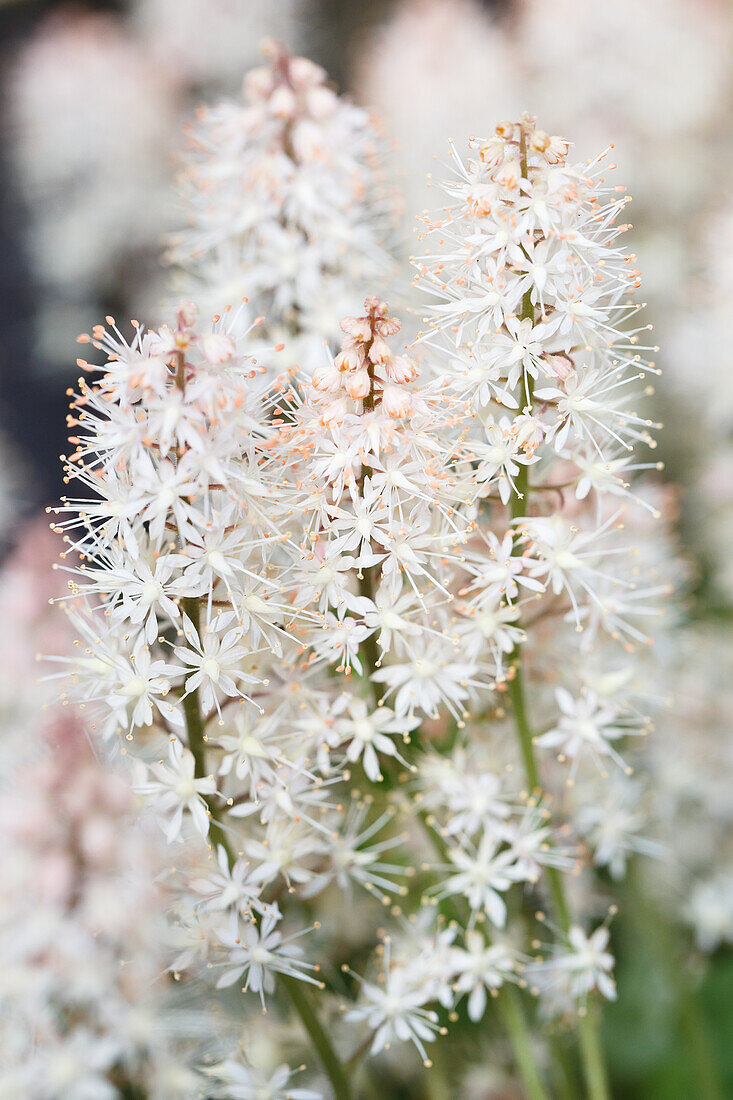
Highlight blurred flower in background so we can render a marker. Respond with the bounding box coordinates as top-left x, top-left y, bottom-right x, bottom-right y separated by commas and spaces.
0, 1, 731, 1098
